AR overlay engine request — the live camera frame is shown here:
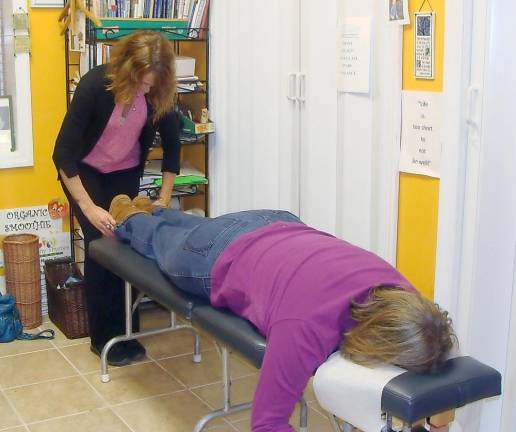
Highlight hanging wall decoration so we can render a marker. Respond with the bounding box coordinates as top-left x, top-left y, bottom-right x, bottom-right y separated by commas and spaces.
414, 2, 435, 79
389, 0, 410, 25
0, 97, 15, 152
